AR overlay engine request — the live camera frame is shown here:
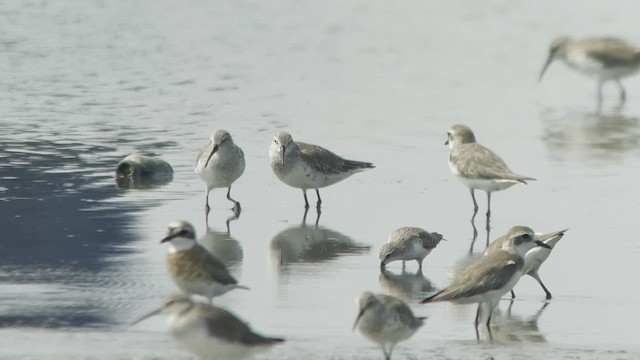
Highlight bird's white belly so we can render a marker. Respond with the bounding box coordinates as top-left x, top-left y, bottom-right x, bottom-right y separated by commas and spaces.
457, 176, 517, 192
278, 161, 351, 189
567, 53, 640, 80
